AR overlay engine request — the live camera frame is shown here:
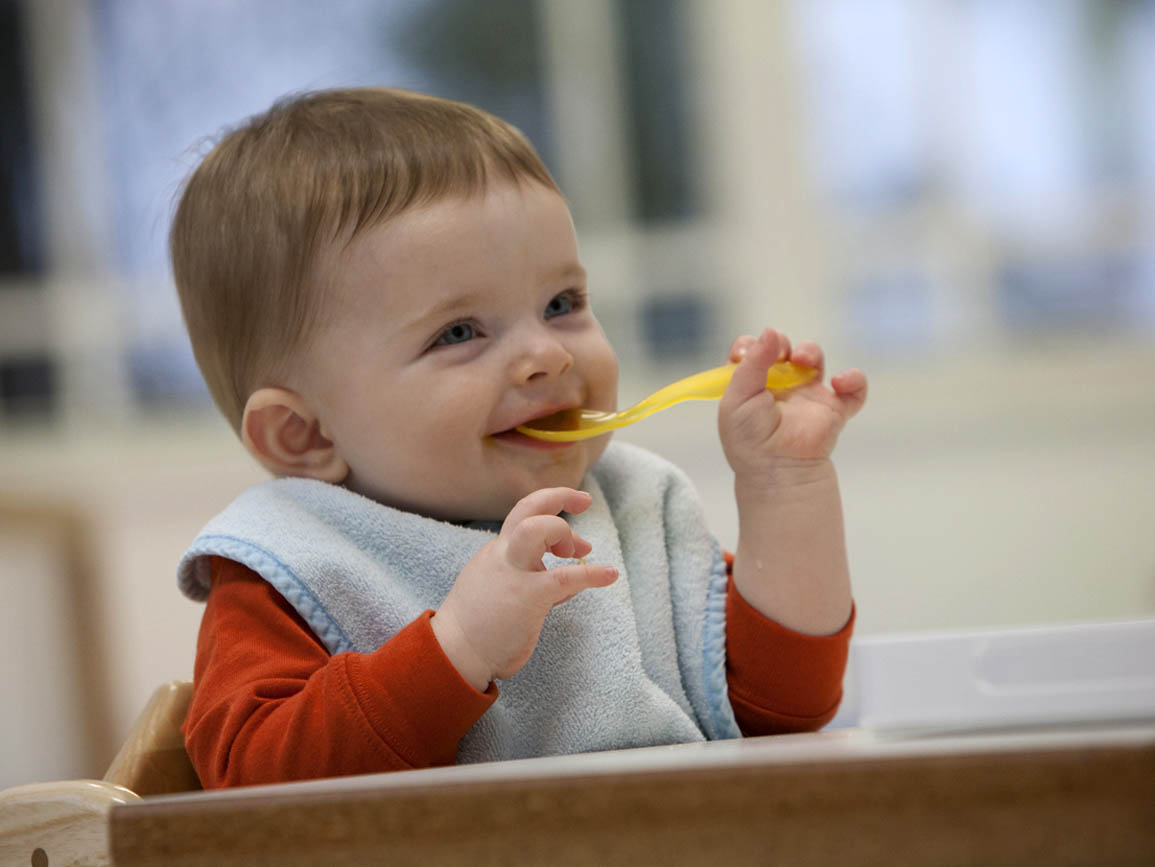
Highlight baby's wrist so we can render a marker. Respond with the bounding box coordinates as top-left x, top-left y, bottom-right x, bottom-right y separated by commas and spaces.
733, 457, 837, 502
430, 609, 493, 692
